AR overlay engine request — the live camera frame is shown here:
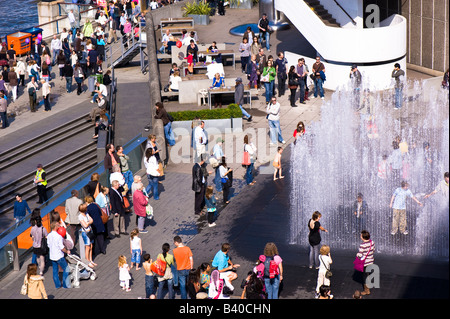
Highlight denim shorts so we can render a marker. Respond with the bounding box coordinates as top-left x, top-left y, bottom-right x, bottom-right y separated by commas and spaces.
81, 231, 92, 246
131, 249, 141, 264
